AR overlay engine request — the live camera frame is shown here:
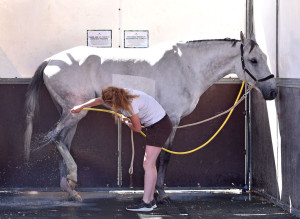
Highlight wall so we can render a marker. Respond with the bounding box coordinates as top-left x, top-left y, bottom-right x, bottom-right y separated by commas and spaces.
0, 0, 245, 77
252, 0, 300, 216
0, 48, 21, 78
0, 80, 245, 188
278, 0, 300, 79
